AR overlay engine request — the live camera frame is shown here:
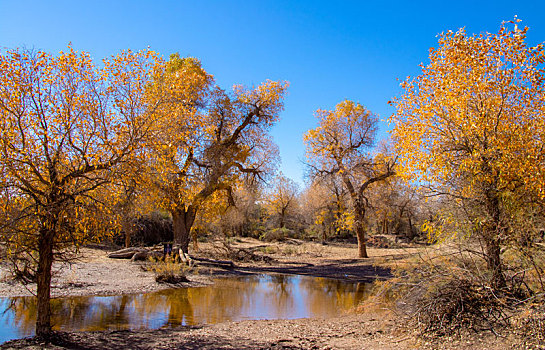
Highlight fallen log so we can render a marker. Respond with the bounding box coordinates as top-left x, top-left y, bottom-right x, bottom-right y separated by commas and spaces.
108, 247, 146, 259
